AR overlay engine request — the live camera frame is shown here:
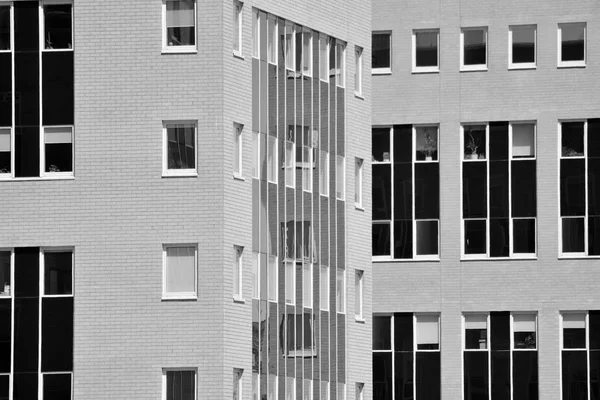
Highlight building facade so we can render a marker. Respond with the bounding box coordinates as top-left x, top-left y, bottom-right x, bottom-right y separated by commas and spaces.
0, 0, 371, 399
371, 0, 600, 399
